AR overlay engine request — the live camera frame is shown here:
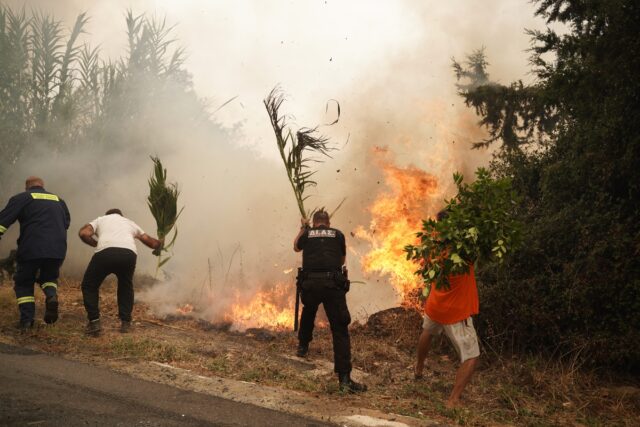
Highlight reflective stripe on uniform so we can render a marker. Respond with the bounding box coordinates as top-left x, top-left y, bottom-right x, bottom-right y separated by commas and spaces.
30, 193, 59, 201
41, 282, 57, 290
16, 296, 35, 305
0, 225, 6, 233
